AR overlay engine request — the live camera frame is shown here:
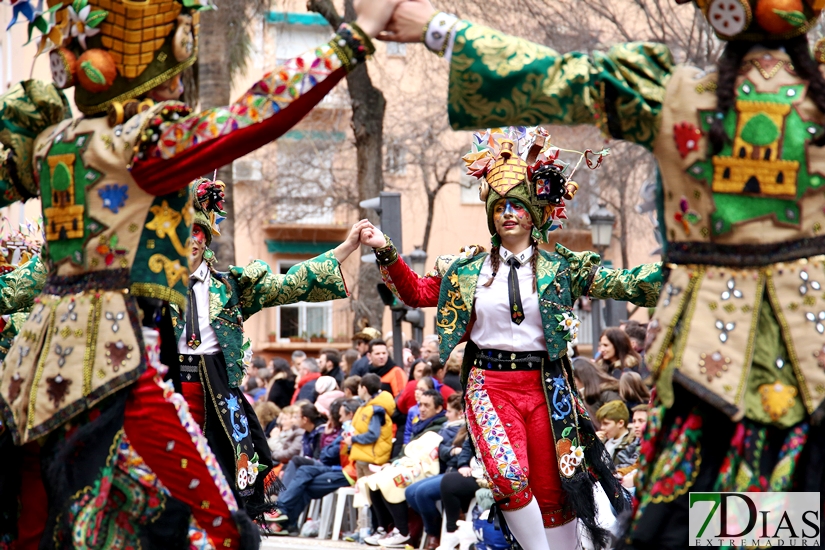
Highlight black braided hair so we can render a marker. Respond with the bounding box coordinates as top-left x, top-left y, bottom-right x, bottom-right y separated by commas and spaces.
482, 245, 501, 287
783, 35, 825, 146
530, 240, 539, 293
709, 40, 753, 154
